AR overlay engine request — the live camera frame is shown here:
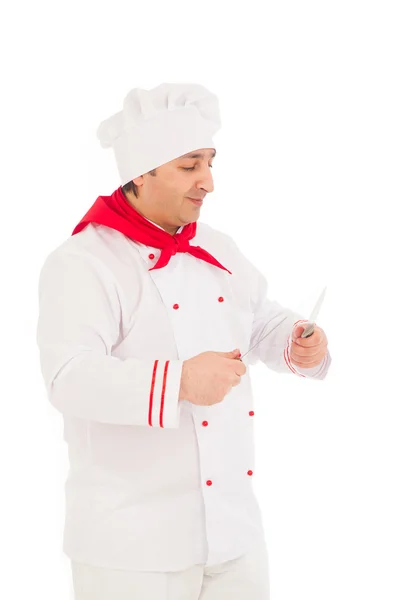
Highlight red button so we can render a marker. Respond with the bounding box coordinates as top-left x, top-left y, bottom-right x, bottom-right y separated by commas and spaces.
206, 480, 213, 486
218, 296, 224, 302
247, 470, 253, 476
148, 253, 155, 260
202, 421, 208, 427
249, 411, 254, 416
173, 304, 179, 310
